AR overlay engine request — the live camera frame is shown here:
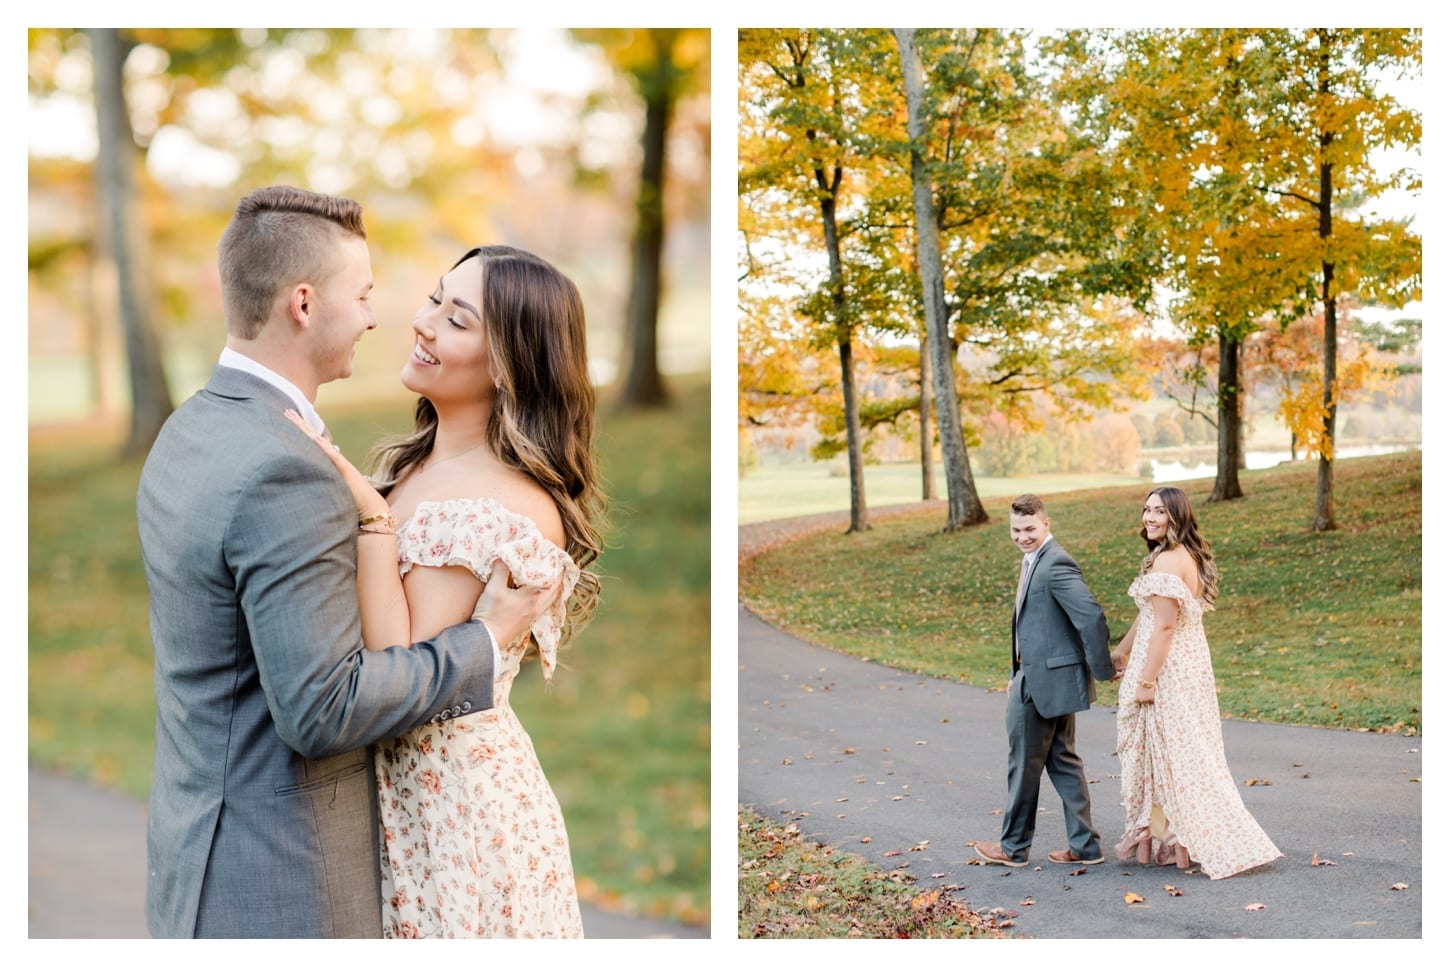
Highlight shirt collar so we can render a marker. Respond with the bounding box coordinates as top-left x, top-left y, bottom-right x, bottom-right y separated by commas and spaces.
1026, 534, 1054, 565
217, 346, 327, 435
